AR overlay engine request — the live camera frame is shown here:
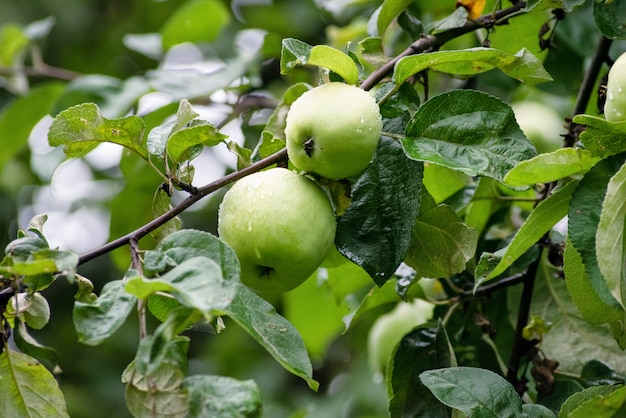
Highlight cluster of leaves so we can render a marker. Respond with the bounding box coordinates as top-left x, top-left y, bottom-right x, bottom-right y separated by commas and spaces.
2, 0, 626, 417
